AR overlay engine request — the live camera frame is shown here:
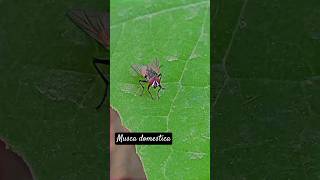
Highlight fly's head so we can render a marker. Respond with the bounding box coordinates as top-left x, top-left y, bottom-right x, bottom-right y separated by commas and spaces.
149, 74, 162, 89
